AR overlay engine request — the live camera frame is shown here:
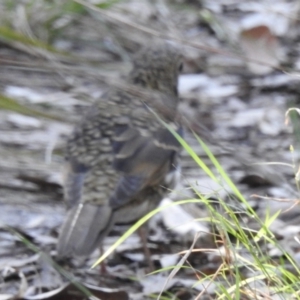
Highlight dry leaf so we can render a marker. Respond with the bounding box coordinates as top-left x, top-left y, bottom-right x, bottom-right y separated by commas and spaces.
240, 25, 280, 74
